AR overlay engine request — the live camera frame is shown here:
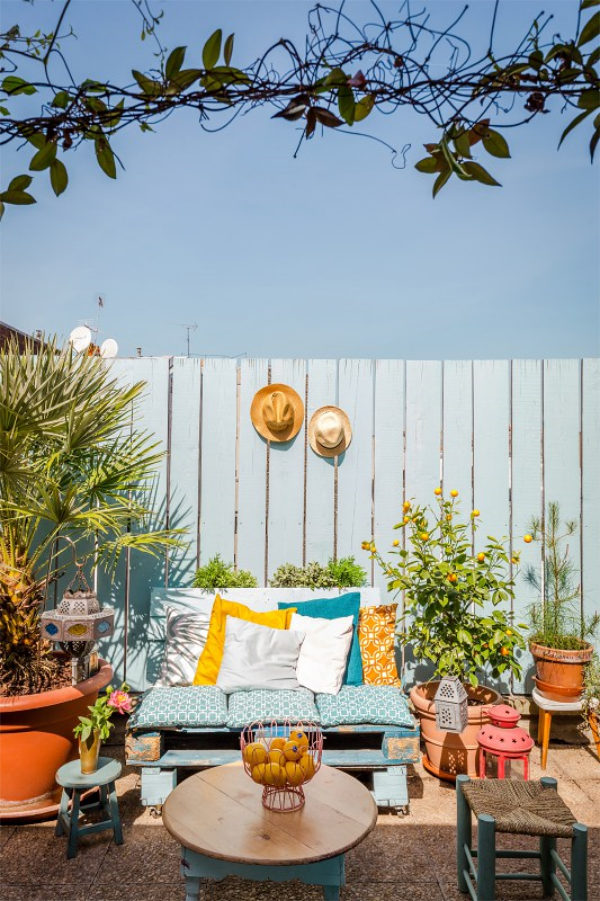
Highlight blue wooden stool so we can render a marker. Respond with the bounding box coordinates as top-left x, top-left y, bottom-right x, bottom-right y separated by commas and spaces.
55, 757, 123, 859
456, 775, 588, 901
